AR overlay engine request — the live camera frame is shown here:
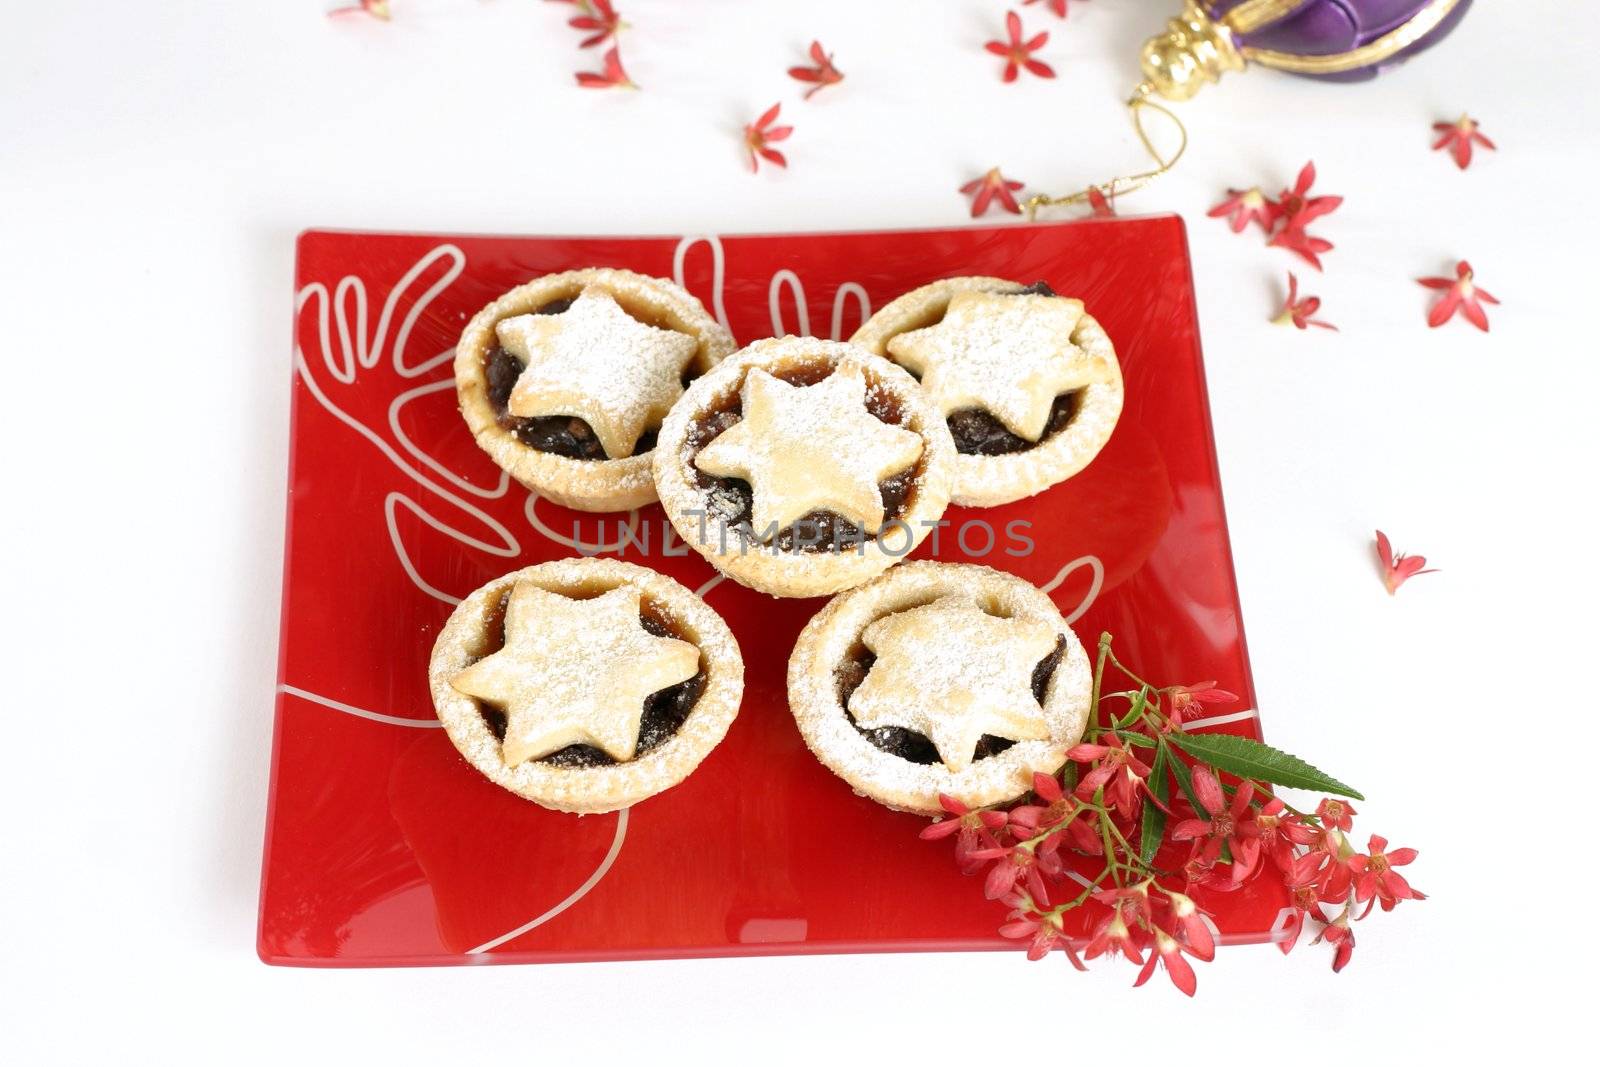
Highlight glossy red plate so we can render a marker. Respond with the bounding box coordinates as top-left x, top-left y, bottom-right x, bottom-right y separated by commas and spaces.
259, 219, 1290, 966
